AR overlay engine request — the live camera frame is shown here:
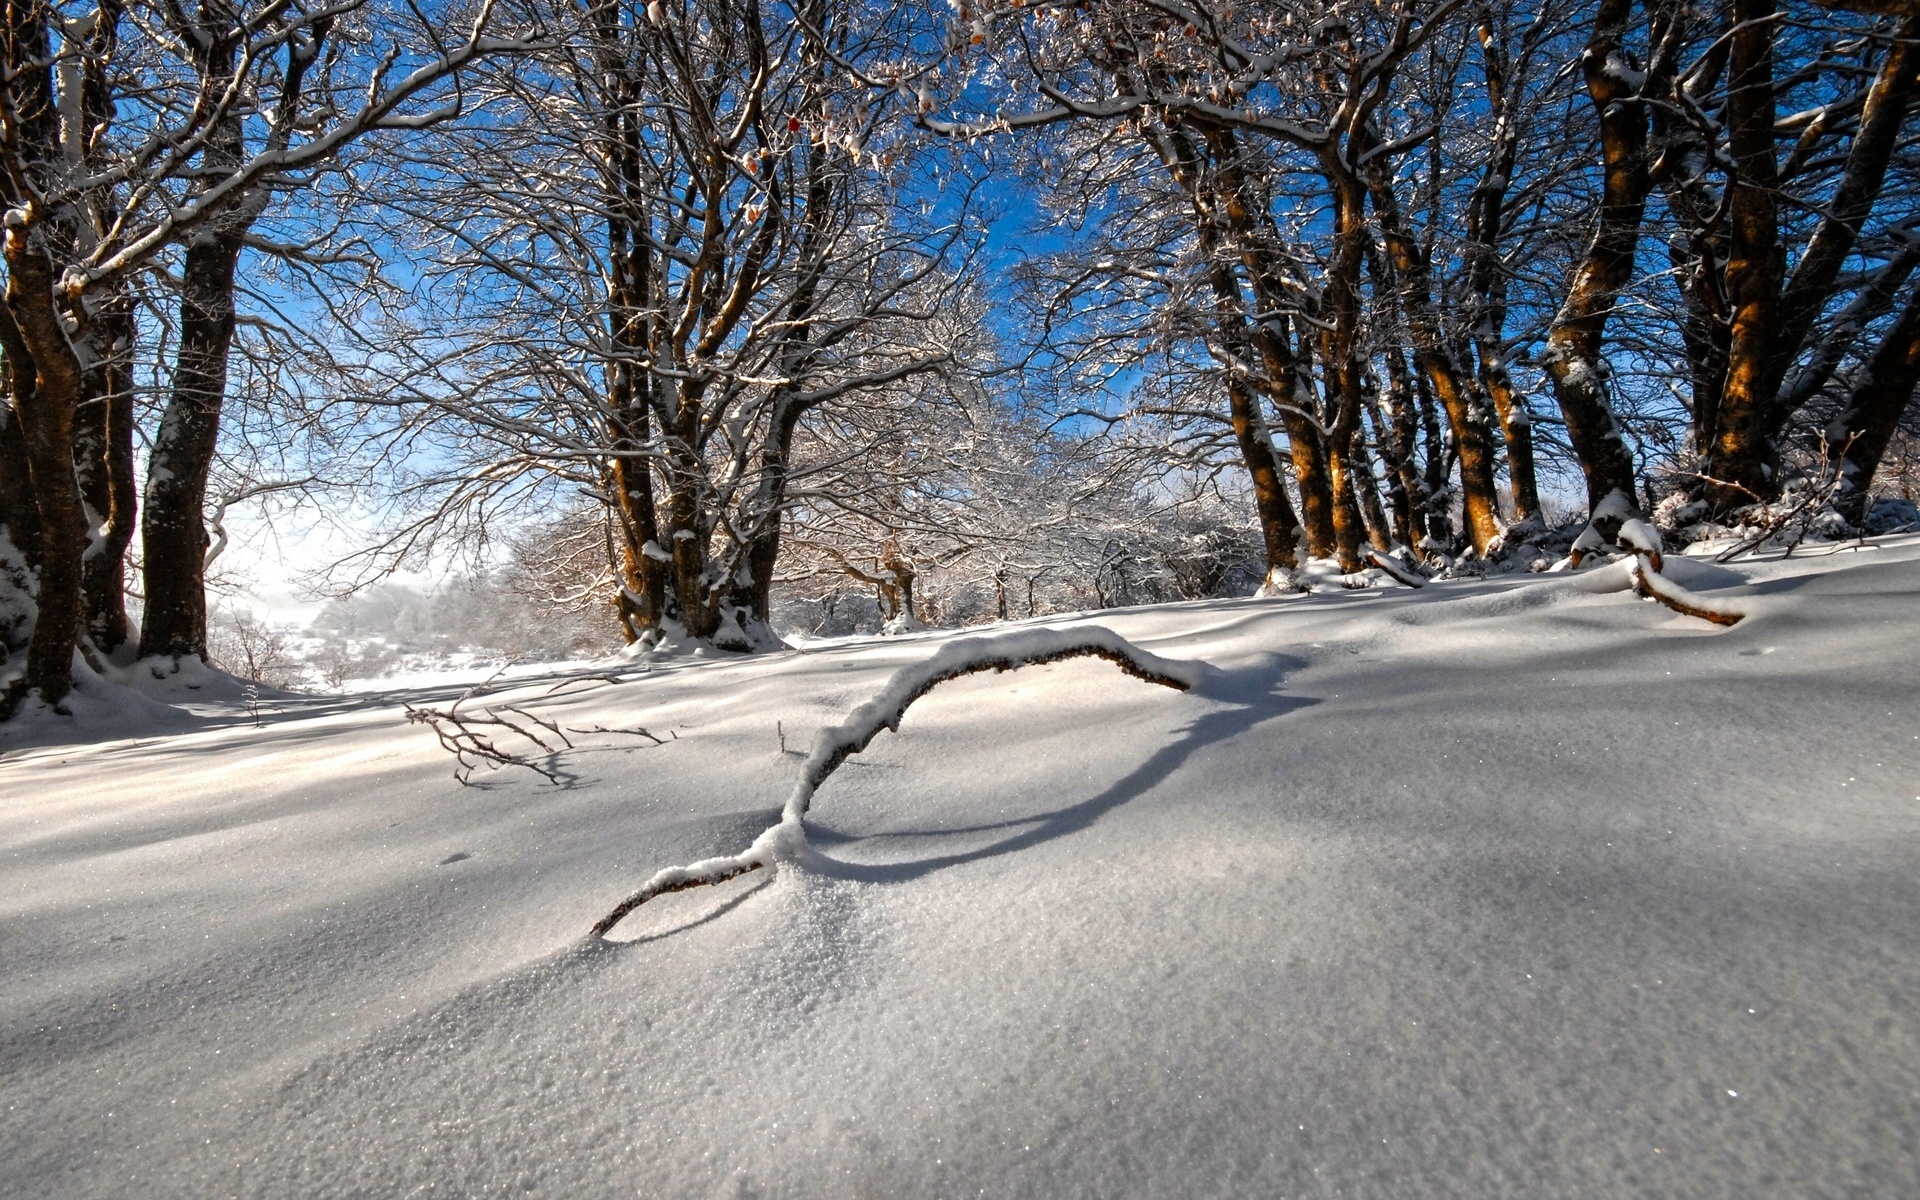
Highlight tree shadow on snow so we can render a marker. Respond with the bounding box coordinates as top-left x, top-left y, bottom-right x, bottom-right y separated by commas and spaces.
801, 654, 1313, 887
